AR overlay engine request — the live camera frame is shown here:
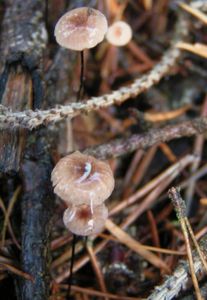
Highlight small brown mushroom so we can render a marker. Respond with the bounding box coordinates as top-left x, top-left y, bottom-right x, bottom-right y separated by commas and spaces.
54, 7, 108, 51
51, 151, 114, 206
63, 203, 108, 236
106, 21, 132, 46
